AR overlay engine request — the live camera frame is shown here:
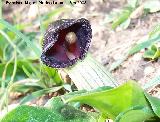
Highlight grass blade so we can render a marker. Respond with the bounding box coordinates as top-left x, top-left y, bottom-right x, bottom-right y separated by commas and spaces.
128, 34, 160, 55
0, 19, 41, 57
149, 23, 160, 37
144, 75, 160, 89
20, 86, 62, 104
